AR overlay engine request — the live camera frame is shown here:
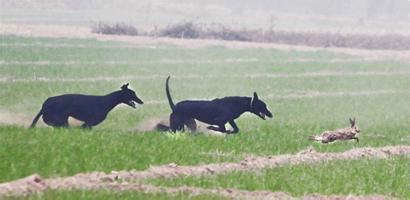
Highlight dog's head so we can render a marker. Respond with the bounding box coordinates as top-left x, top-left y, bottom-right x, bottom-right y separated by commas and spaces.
250, 92, 272, 120
119, 83, 143, 108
